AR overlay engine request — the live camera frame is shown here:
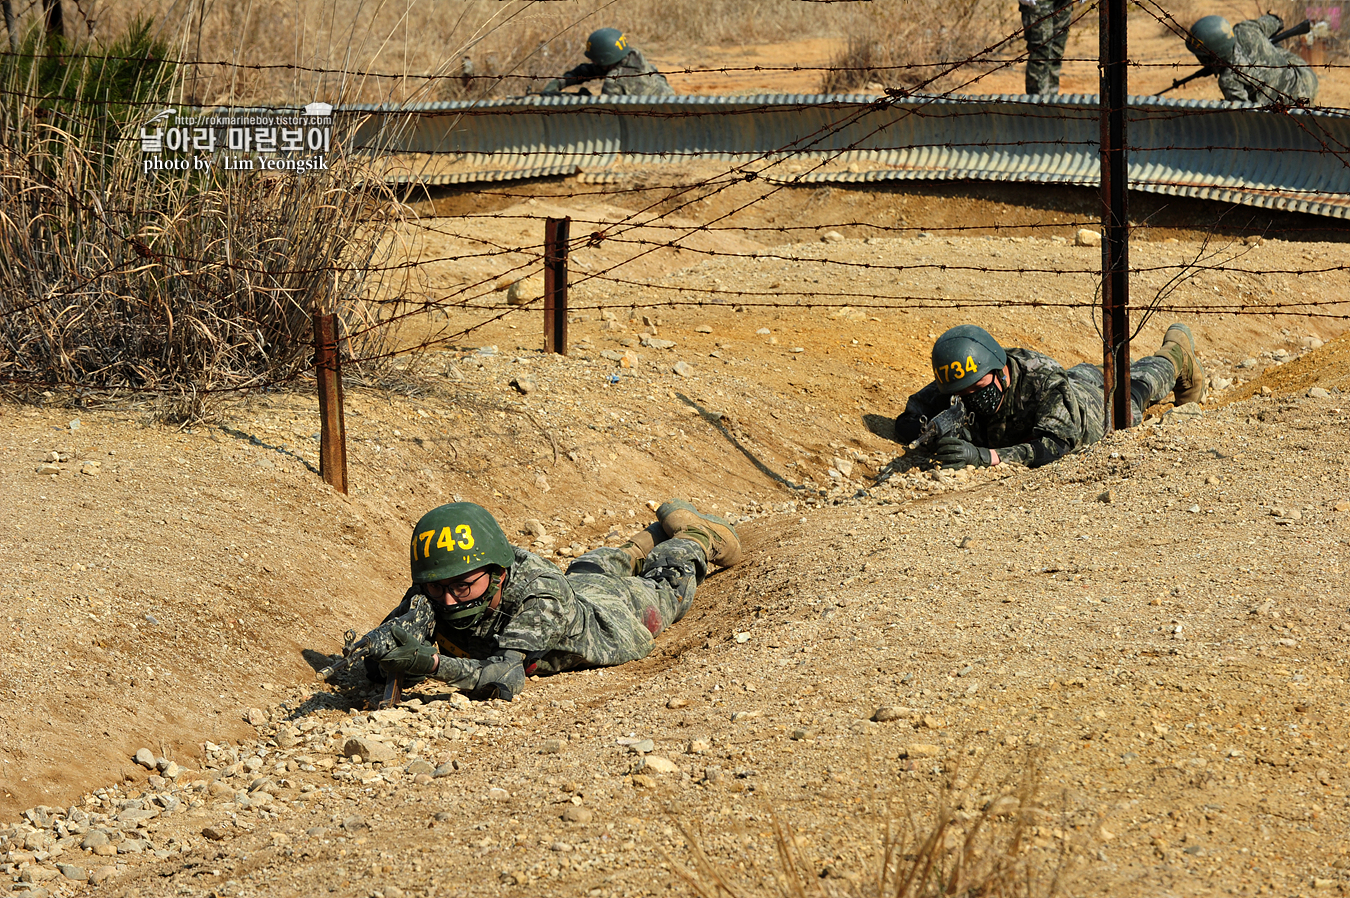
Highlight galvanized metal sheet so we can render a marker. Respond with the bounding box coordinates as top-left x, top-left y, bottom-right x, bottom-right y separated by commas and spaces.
346, 94, 1350, 219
